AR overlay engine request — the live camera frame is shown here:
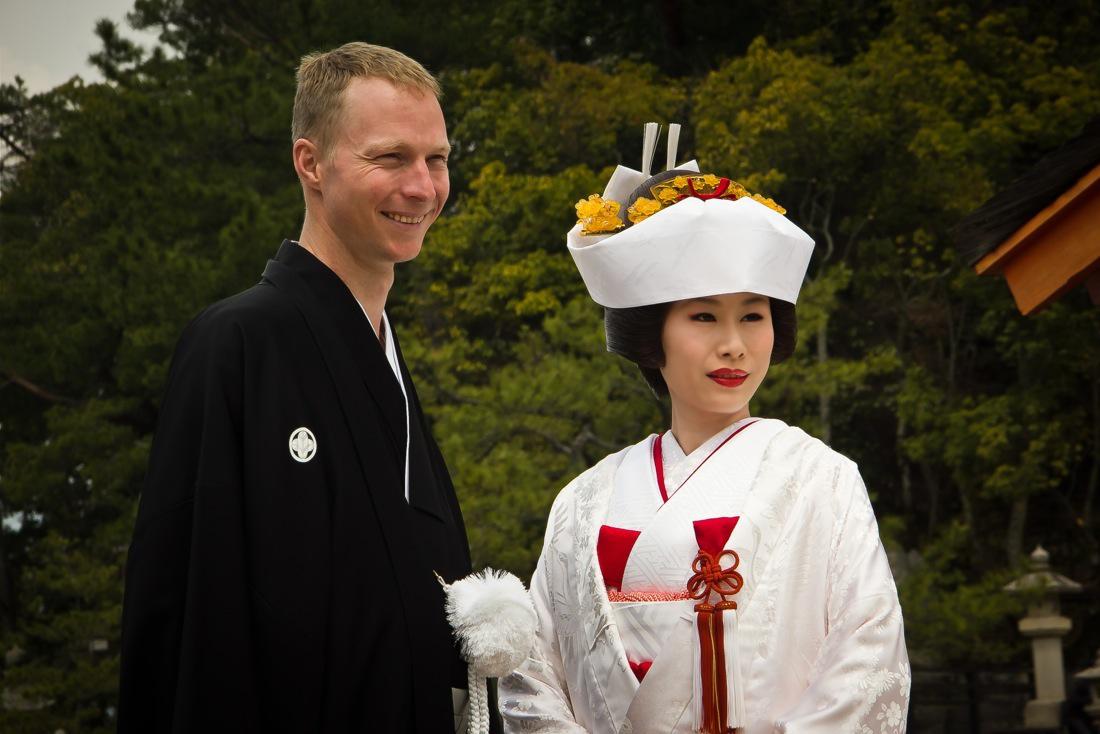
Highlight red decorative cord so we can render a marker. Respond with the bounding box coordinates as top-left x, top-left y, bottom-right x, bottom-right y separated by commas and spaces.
686, 549, 743, 608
